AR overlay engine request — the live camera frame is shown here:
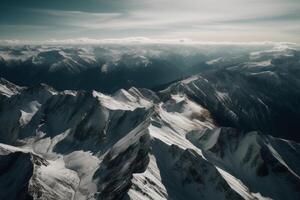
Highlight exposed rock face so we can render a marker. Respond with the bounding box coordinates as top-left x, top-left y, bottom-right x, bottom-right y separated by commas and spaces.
0, 150, 33, 200
0, 45, 300, 200
0, 75, 300, 200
